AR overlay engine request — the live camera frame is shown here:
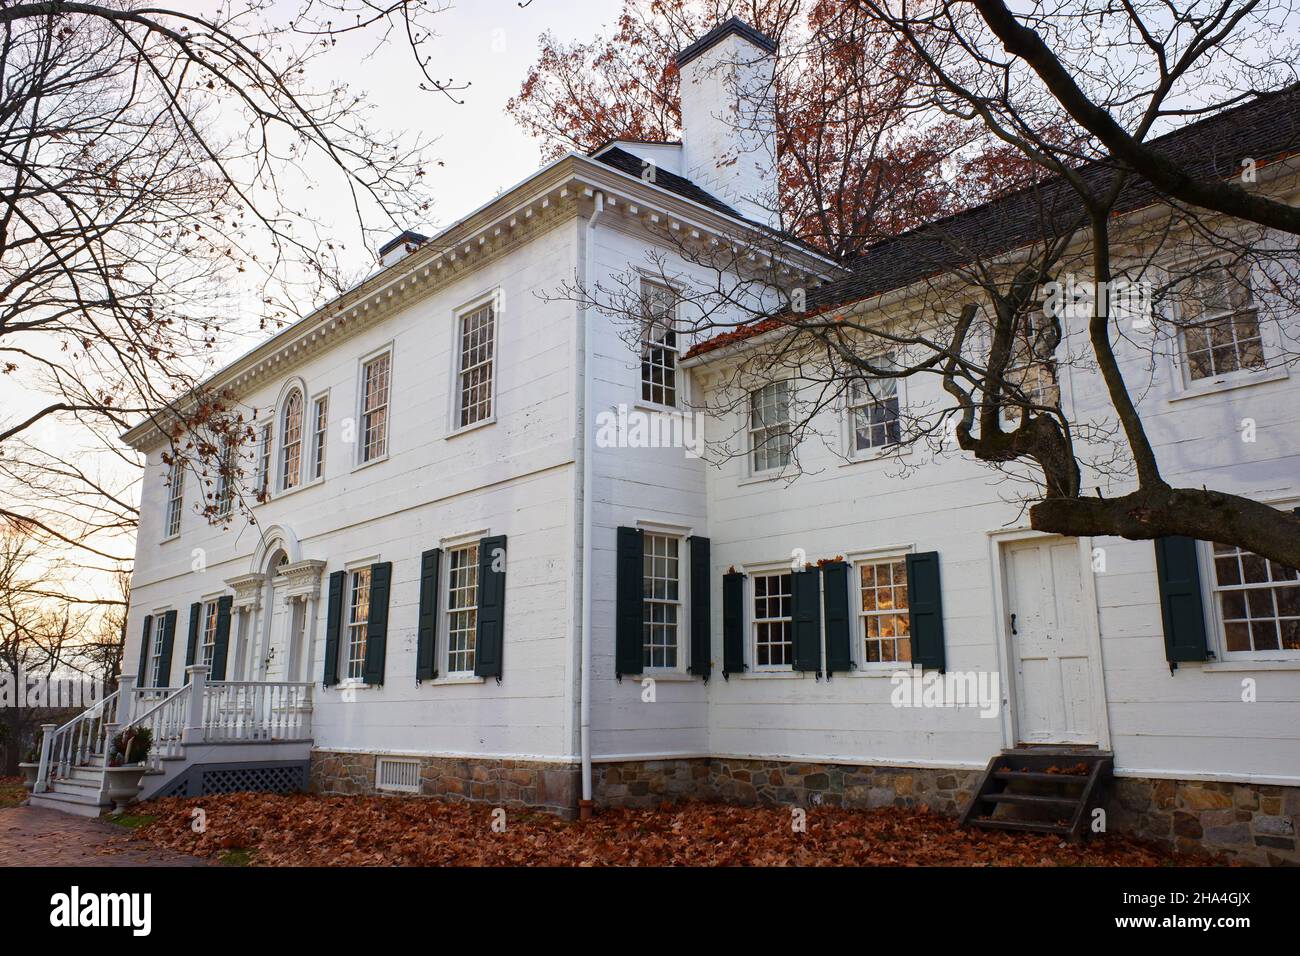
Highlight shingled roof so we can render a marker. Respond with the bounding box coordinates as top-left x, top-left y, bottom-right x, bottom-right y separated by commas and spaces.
589, 145, 829, 258
684, 84, 1300, 360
